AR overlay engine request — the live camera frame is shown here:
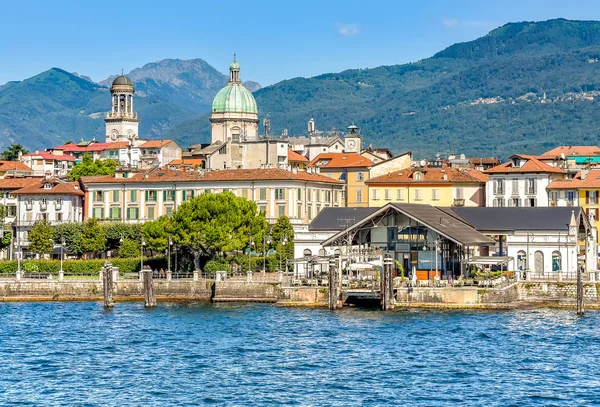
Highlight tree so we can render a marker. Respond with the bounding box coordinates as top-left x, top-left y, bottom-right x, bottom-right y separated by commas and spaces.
143, 217, 171, 254
169, 192, 267, 269
67, 153, 118, 181
0, 144, 29, 161
118, 238, 140, 258
271, 216, 295, 269
81, 218, 107, 255
103, 222, 141, 251
28, 220, 54, 256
